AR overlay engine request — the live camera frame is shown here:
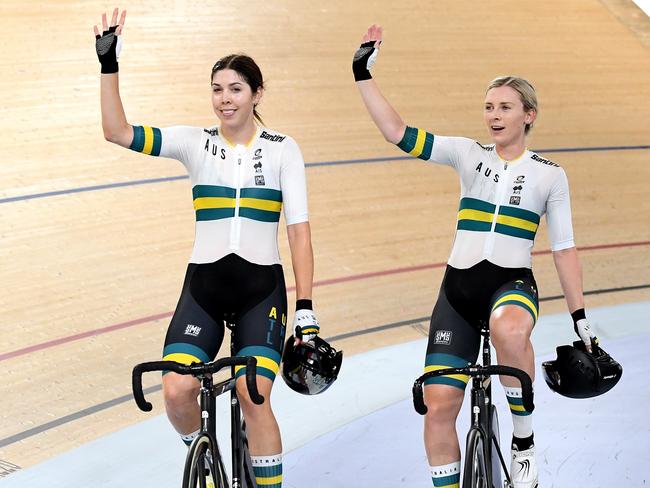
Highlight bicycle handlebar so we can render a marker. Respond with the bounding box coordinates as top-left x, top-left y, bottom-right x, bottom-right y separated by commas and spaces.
412, 364, 534, 415
132, 356, 265, 412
